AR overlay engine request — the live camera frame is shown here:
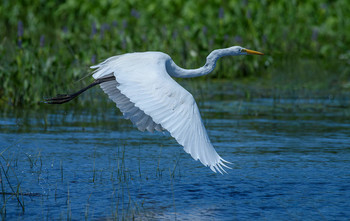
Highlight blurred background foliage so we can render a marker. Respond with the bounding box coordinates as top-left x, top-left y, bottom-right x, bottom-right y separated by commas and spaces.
0, 0, 349, 106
